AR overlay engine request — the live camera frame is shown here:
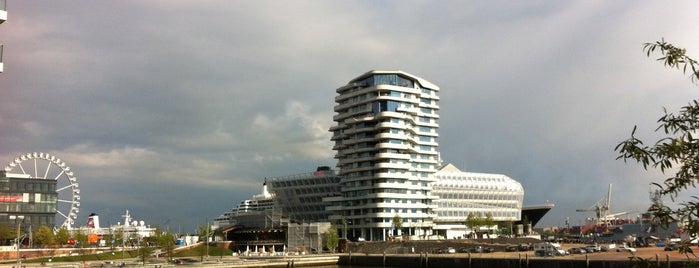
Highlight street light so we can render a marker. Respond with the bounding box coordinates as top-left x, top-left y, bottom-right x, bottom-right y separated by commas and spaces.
9, 215, 25, 268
